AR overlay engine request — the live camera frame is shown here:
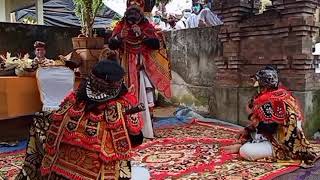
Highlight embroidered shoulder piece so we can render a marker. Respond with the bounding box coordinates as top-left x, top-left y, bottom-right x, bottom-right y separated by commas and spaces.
120, 92, 143, 134
253, 88, 291, 124
122, 92, 138, 105
104, 101, 123, 129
